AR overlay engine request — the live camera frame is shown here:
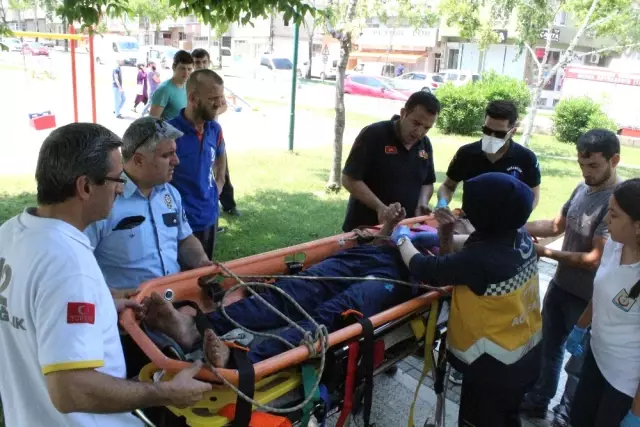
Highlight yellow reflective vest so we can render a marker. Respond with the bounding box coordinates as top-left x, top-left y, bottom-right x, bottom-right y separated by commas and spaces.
447, 256, 543, 367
